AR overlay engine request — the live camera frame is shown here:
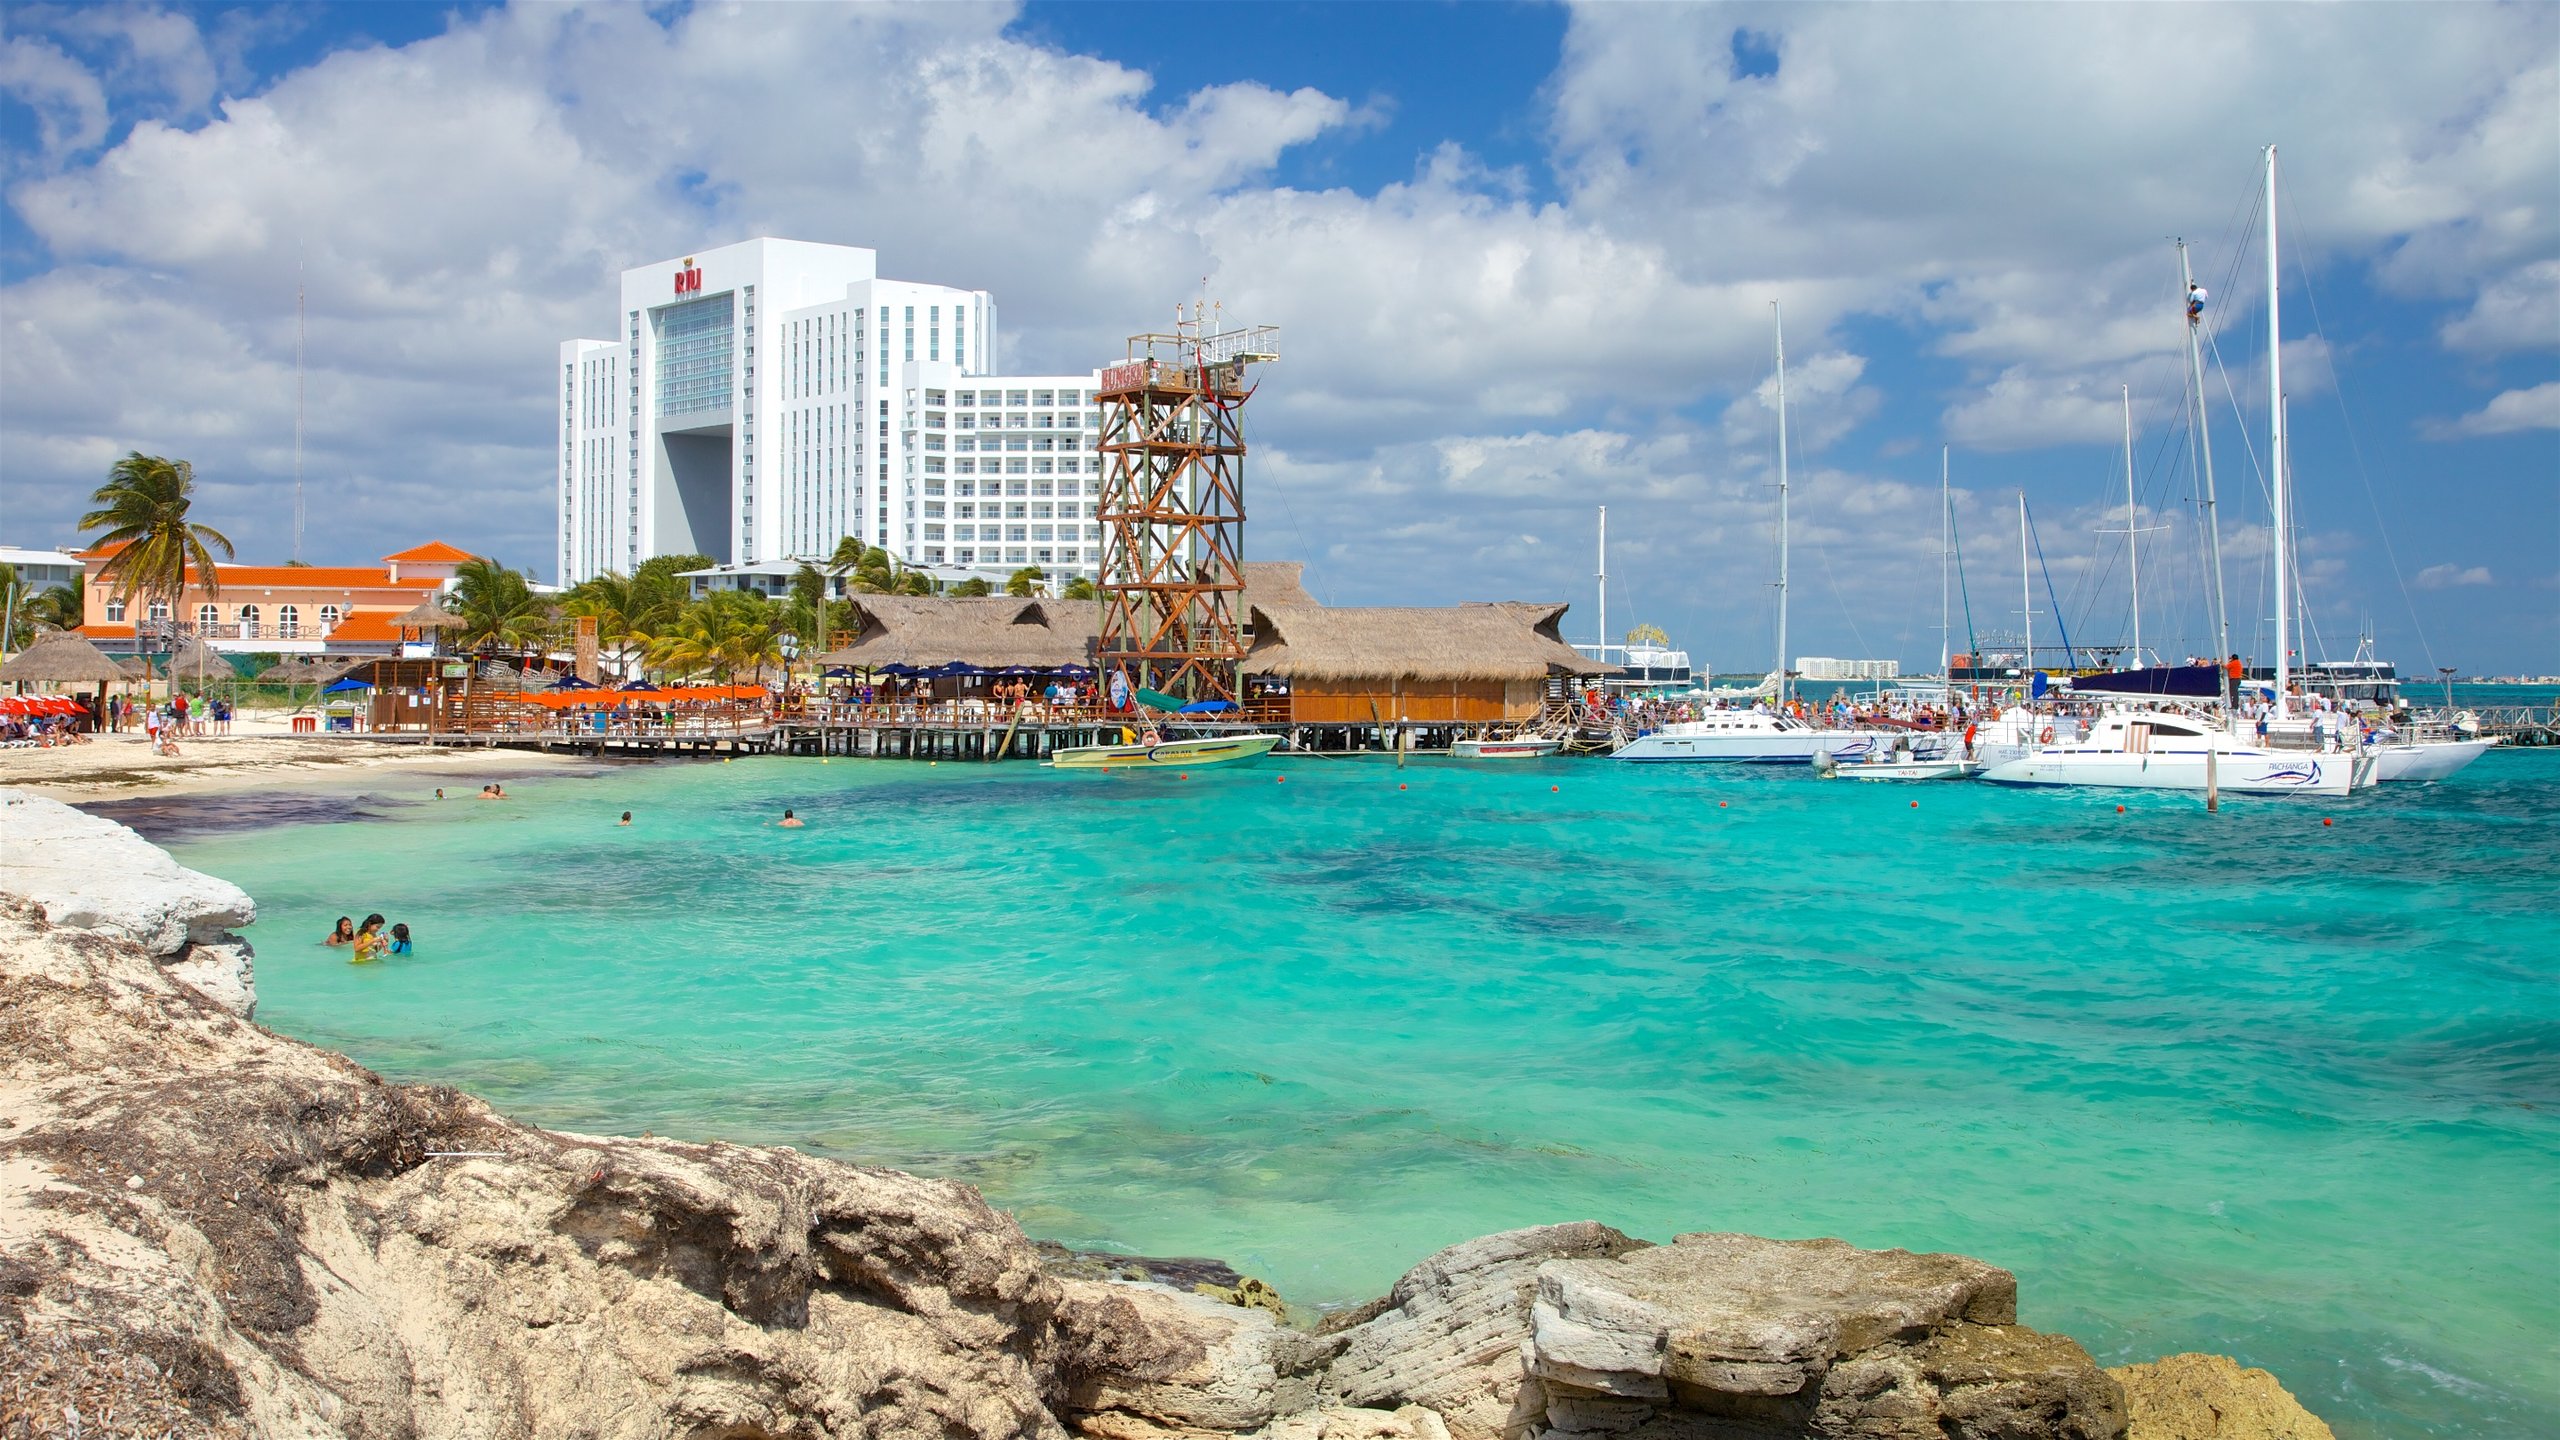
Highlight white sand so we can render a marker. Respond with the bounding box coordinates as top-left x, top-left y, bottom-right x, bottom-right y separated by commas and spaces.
0, 719, 586, 802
